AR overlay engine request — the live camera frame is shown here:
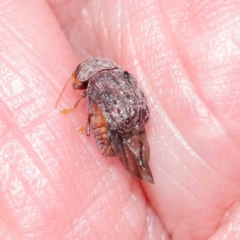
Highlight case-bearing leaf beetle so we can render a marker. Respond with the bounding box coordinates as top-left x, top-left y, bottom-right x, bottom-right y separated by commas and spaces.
56, 57, 154, 184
